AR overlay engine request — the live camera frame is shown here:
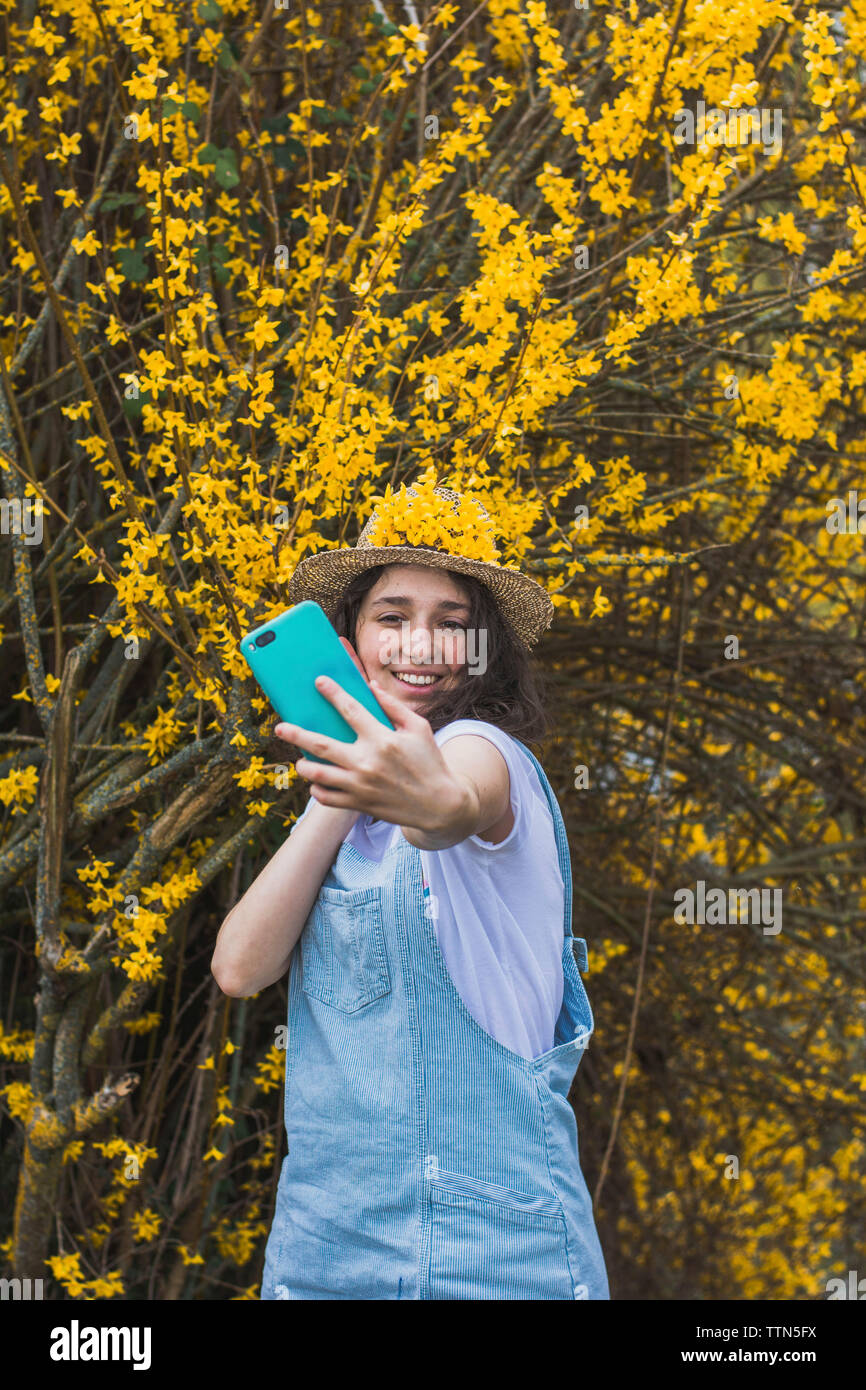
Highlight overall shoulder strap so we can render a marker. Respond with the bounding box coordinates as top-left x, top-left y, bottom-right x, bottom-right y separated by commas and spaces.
511, 739, 582, 959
